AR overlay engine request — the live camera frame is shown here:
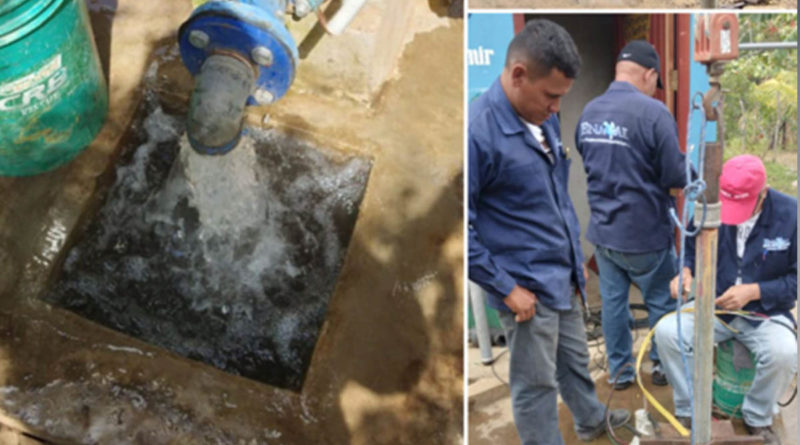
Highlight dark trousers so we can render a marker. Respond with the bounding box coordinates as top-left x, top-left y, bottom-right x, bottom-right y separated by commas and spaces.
498, 294, 605, 445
